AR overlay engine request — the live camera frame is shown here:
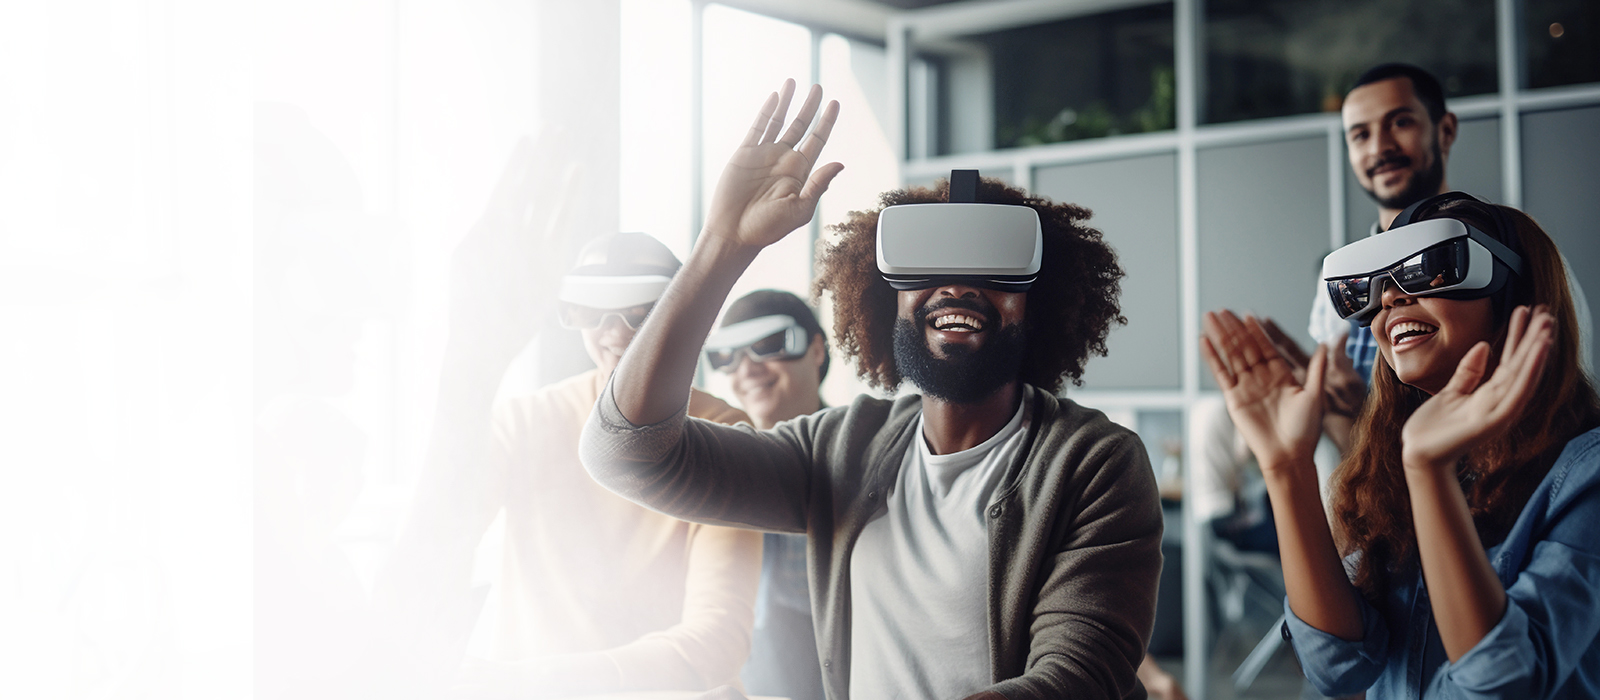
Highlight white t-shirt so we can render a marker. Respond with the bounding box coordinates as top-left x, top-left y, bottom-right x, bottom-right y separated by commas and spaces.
848, 387, 1033, 700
